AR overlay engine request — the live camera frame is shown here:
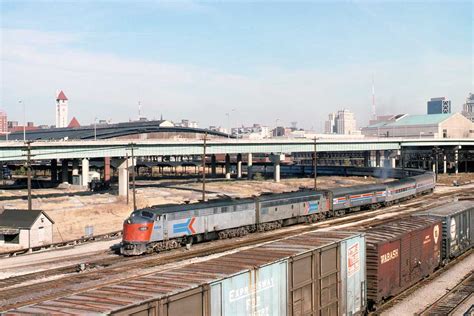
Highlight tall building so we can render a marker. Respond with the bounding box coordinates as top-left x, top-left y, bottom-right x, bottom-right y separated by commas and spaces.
324, 113, 336, 134
462, 93, 474, 122
325, 109, 357, 135
0, 110, 7, 134
55, 90, 69, 128
427, 97, 451, 114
